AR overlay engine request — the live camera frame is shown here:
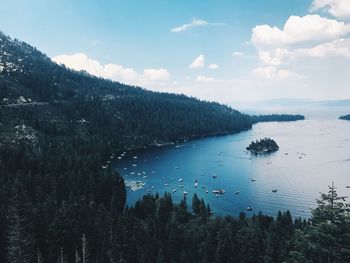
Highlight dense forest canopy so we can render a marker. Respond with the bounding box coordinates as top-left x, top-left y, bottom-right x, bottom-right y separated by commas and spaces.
246, 138, 279, 154
1, 31, 347, 263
